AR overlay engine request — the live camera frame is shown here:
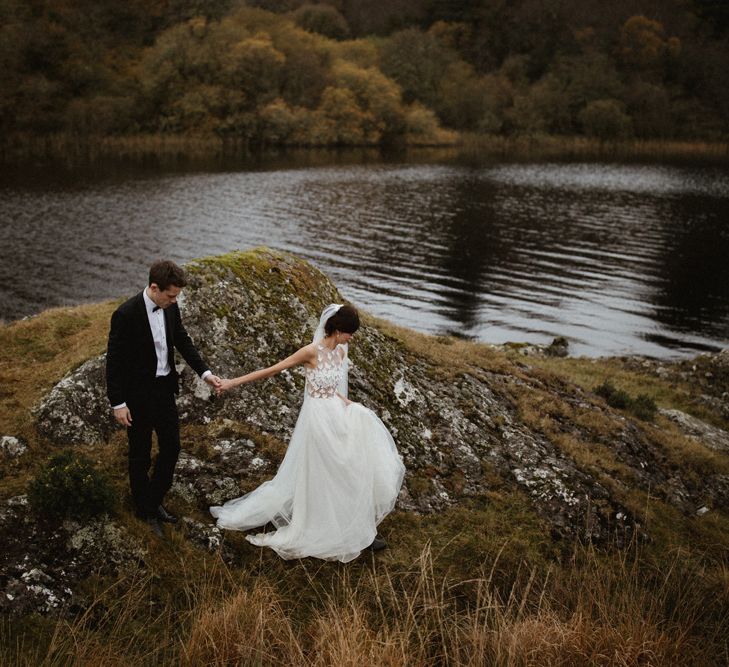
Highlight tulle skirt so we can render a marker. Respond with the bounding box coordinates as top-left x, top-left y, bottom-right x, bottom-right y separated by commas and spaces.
210, 397, 405, 562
